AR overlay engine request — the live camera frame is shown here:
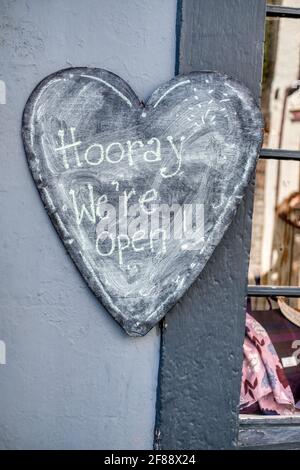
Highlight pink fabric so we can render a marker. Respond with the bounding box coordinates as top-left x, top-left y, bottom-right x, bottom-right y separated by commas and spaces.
240, 313, 295, 415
